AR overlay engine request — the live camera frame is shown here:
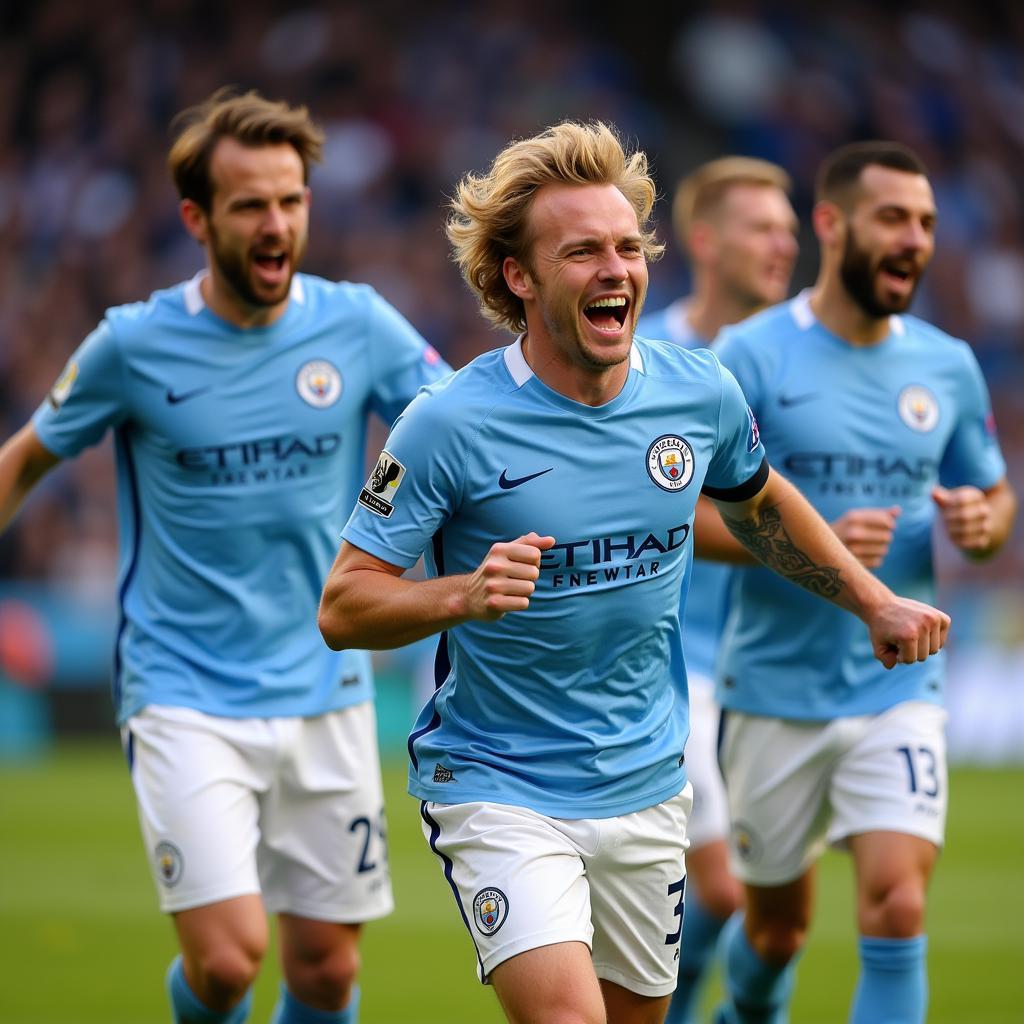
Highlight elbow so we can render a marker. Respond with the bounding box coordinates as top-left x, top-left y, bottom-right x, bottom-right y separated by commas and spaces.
318, 589, 353, 651
318, 615, 346, 651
